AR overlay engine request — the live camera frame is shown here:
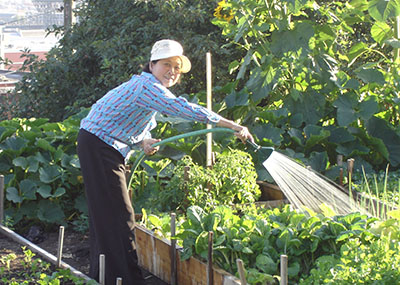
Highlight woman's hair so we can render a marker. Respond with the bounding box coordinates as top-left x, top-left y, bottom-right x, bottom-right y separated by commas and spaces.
142, 60, 159, 73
